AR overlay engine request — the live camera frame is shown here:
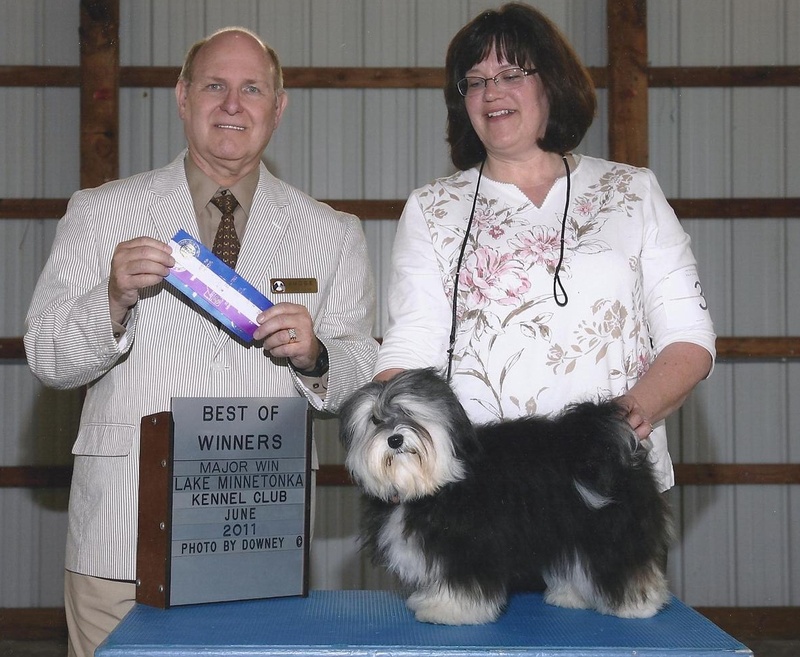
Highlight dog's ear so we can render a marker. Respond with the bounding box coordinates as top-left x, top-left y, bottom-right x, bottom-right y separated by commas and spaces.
338, 380, 384, 448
